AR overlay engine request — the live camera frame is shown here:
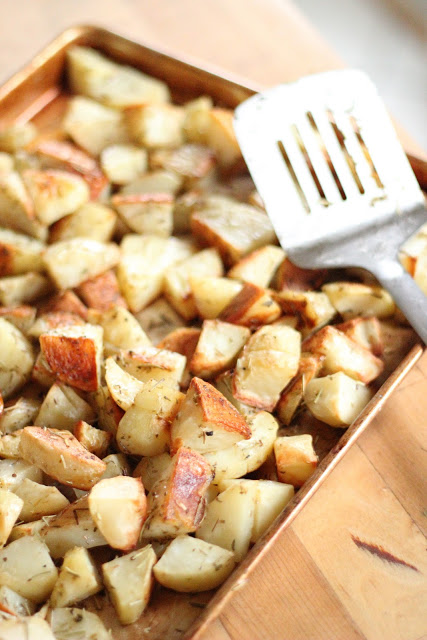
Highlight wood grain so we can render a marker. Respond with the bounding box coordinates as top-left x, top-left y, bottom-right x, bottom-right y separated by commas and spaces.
0, 2, 426, 639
